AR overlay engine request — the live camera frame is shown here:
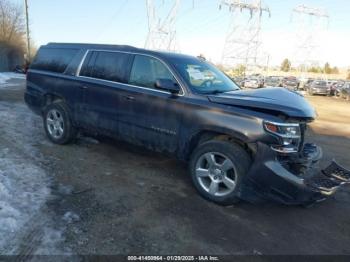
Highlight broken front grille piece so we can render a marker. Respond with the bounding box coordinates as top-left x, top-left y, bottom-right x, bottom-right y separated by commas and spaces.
306, 161, 350, 193
323, 161, 350, 183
